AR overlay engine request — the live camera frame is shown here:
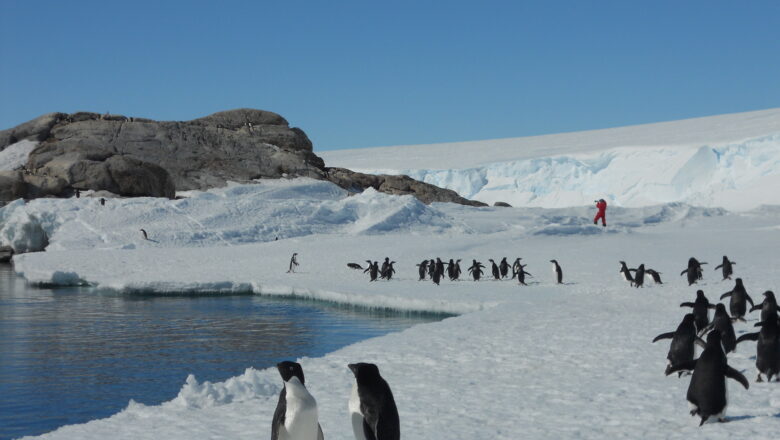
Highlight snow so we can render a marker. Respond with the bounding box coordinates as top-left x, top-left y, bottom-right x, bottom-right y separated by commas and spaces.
0, 140, 38, 171
320, 109, 780, 210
